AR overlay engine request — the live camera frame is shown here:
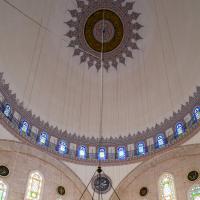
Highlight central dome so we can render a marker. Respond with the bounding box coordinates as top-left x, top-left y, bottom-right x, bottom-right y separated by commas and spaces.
0, 0, 200, 141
